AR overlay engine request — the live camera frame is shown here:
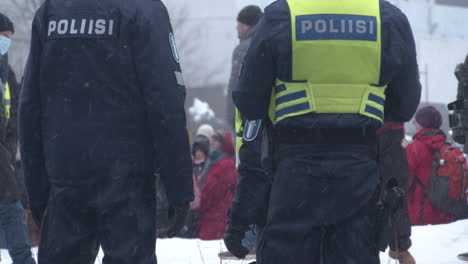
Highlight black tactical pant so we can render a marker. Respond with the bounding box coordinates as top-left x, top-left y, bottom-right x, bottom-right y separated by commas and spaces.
257, 145, 380, 264
377, 129, 412, 252
38, 184, 157, 264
